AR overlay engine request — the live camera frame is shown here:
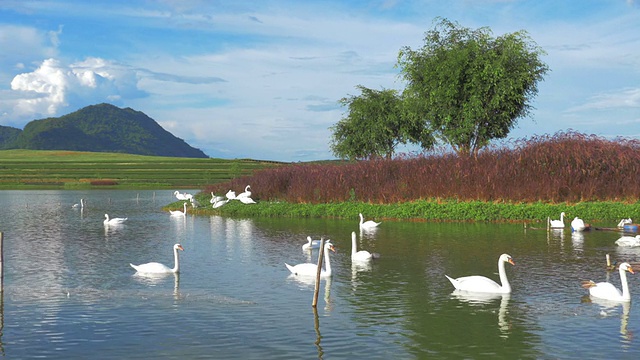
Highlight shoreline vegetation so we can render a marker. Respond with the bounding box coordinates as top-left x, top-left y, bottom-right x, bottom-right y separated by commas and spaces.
188, 132, 640, 224
3, 132, 640, 223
